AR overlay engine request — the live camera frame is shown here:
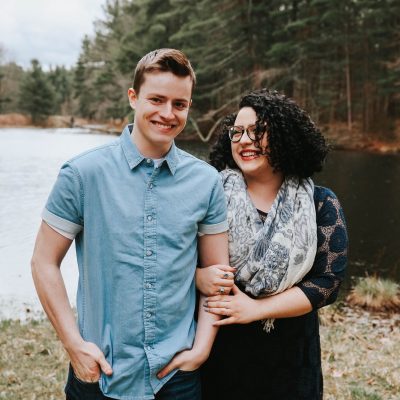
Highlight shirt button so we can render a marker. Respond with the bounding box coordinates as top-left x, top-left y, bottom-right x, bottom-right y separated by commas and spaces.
146, 312, 152, 318
146, 345, 152, 350
146, 158, 152, 164
148, 183, 153, 189
147, 215, 153, 221
145, 283, 152, 289
146, 250, 153, 256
